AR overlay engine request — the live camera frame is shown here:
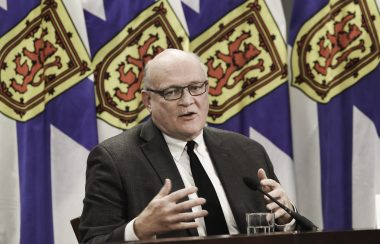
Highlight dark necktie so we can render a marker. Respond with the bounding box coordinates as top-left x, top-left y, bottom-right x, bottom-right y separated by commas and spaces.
186, 141, 229, 235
